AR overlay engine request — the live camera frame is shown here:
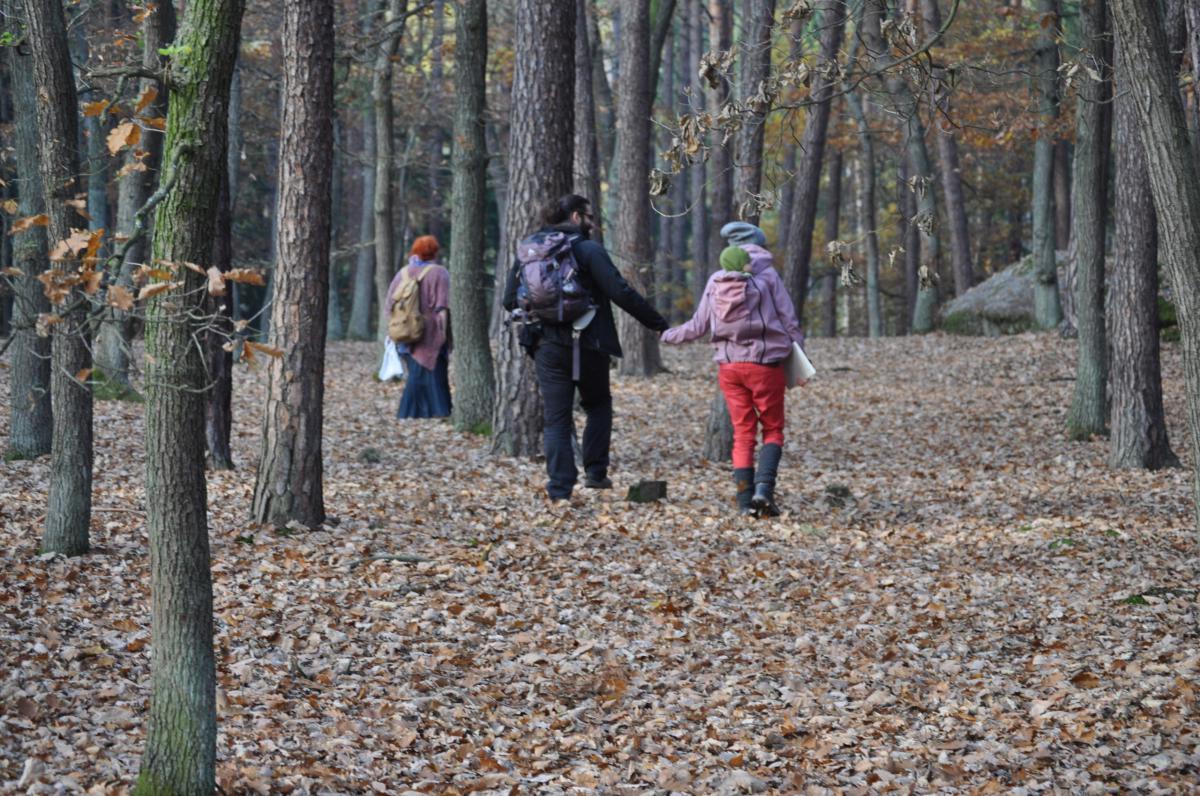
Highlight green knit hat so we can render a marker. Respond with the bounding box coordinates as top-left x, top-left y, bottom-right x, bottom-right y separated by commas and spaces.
720, 245, 750, 272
